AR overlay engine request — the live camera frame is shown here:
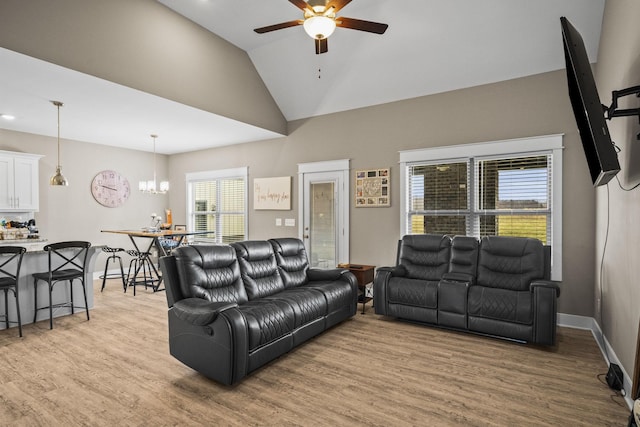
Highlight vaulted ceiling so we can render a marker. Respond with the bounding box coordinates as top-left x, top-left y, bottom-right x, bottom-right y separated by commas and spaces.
0, 0, 606, 153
